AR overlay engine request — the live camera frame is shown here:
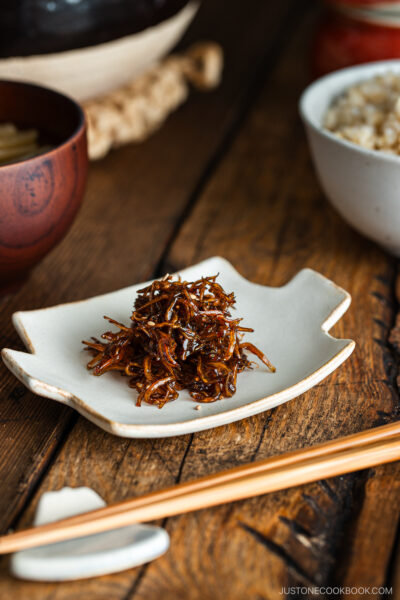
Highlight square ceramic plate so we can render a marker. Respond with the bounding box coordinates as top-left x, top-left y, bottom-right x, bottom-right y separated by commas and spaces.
2, 257, 354, 438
